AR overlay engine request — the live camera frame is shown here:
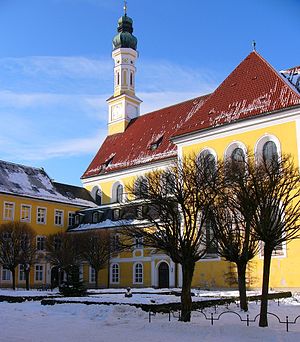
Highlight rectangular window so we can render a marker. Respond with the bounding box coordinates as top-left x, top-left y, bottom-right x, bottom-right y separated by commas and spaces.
134, 235, 143, 249
36, 236, 46, 251
111, 235, 120, 252
3, 202, 15, 220
19, 265, 26, 281
89, 267, 96, 283
2, 268, 11, 281
20, 204, 31, 222
35, 265, 44, 282
205, 220, 218, 257
54, 210, 64, 226
134, 264, 143, 284
68, 212, 75, 227
111, 264, 119, 284
37, 207, 47, 224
